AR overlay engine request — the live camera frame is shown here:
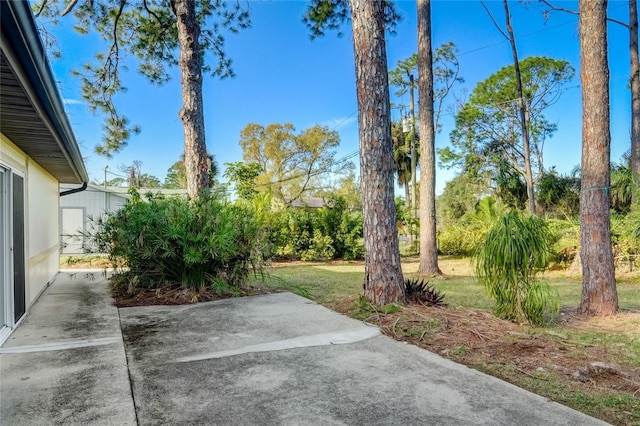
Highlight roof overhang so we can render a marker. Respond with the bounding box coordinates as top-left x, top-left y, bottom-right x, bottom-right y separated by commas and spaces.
0, 0, 88, 183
